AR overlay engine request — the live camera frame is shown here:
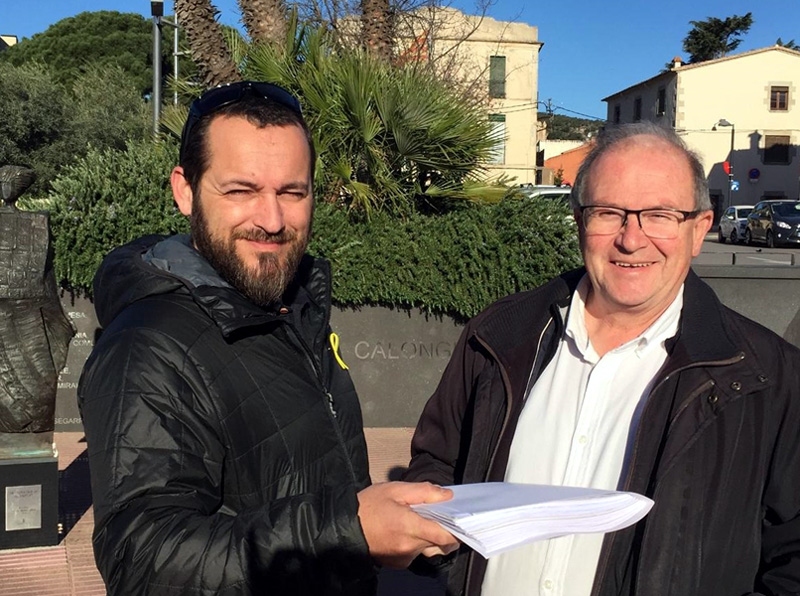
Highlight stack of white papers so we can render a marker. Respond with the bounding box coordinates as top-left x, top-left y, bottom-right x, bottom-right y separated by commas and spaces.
412, 482, 653, 558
